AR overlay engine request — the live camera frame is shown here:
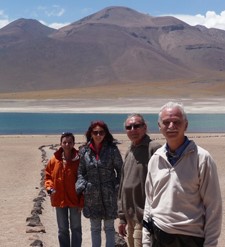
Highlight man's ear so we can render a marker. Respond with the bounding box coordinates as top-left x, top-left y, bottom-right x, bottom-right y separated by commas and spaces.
185, 121, 188, 131
158, 122, 161, 130
143, 123, 147, 130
